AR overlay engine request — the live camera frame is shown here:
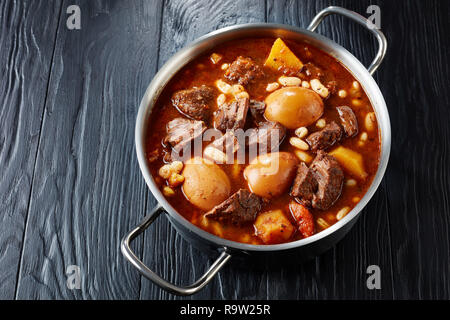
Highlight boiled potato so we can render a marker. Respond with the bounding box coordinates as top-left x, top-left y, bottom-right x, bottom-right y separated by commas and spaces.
244, 152, 298, 198
254, 209, 295, 244
182, 157, 231, 210
264, 38, 304, 72
265, 87, 324, 129
329, 146, 368, 179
